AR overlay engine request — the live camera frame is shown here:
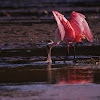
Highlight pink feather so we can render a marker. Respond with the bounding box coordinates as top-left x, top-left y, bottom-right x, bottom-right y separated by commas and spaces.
69, 11, 93, 42
52, 11, 65, 41
52, 11, 93, 43
52, 11, 75, 43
